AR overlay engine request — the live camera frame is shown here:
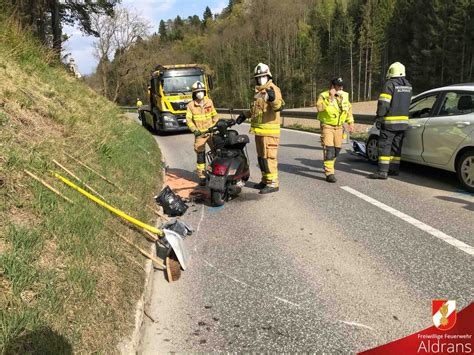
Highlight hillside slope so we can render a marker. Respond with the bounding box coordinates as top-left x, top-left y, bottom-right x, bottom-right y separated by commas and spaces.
0, 22, 162, 353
